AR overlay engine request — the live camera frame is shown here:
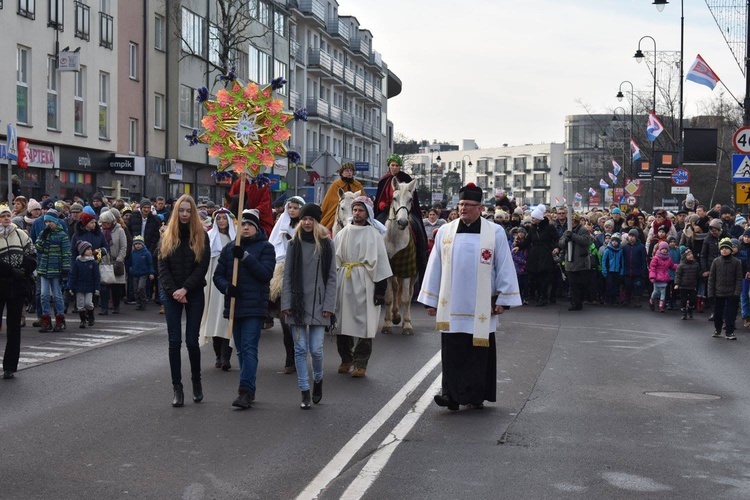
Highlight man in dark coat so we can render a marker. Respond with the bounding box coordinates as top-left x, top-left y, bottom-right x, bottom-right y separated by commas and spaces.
128, 199, 162, 300
559, 213, 593, 311
516, 205, 557, 306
